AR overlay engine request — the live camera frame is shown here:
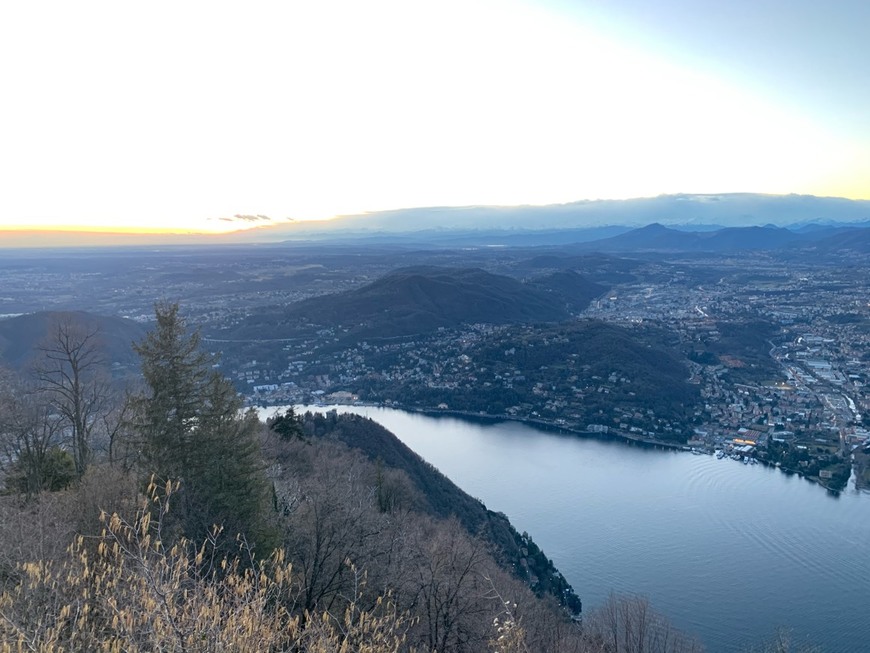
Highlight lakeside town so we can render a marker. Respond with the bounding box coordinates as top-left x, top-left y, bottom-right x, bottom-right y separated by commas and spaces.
2, 243, 868, 493
231, 254, 869, 493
